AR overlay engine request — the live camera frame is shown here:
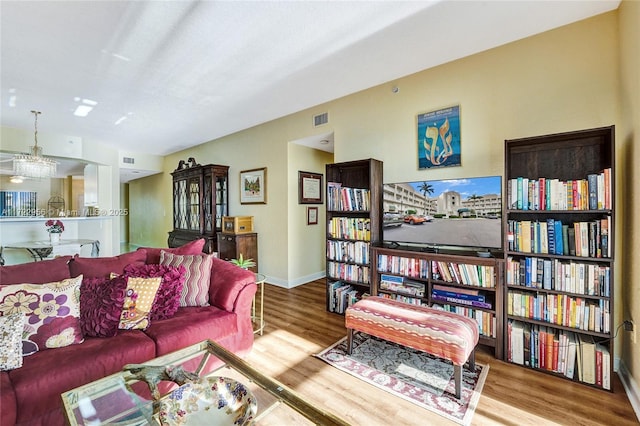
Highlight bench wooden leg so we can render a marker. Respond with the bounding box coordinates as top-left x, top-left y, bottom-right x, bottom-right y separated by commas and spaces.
468, 348, 475, 371
454, 364, 462, 399
346, 329, 354, 355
